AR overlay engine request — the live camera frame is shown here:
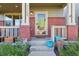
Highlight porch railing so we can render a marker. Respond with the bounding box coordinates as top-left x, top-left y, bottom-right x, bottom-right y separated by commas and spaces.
0, 26, 20, 38
51, 25, 67, 42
